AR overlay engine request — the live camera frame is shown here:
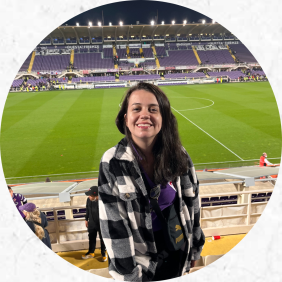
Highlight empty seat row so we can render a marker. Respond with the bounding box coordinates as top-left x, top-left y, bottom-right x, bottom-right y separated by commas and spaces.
202, 195, 238, 203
